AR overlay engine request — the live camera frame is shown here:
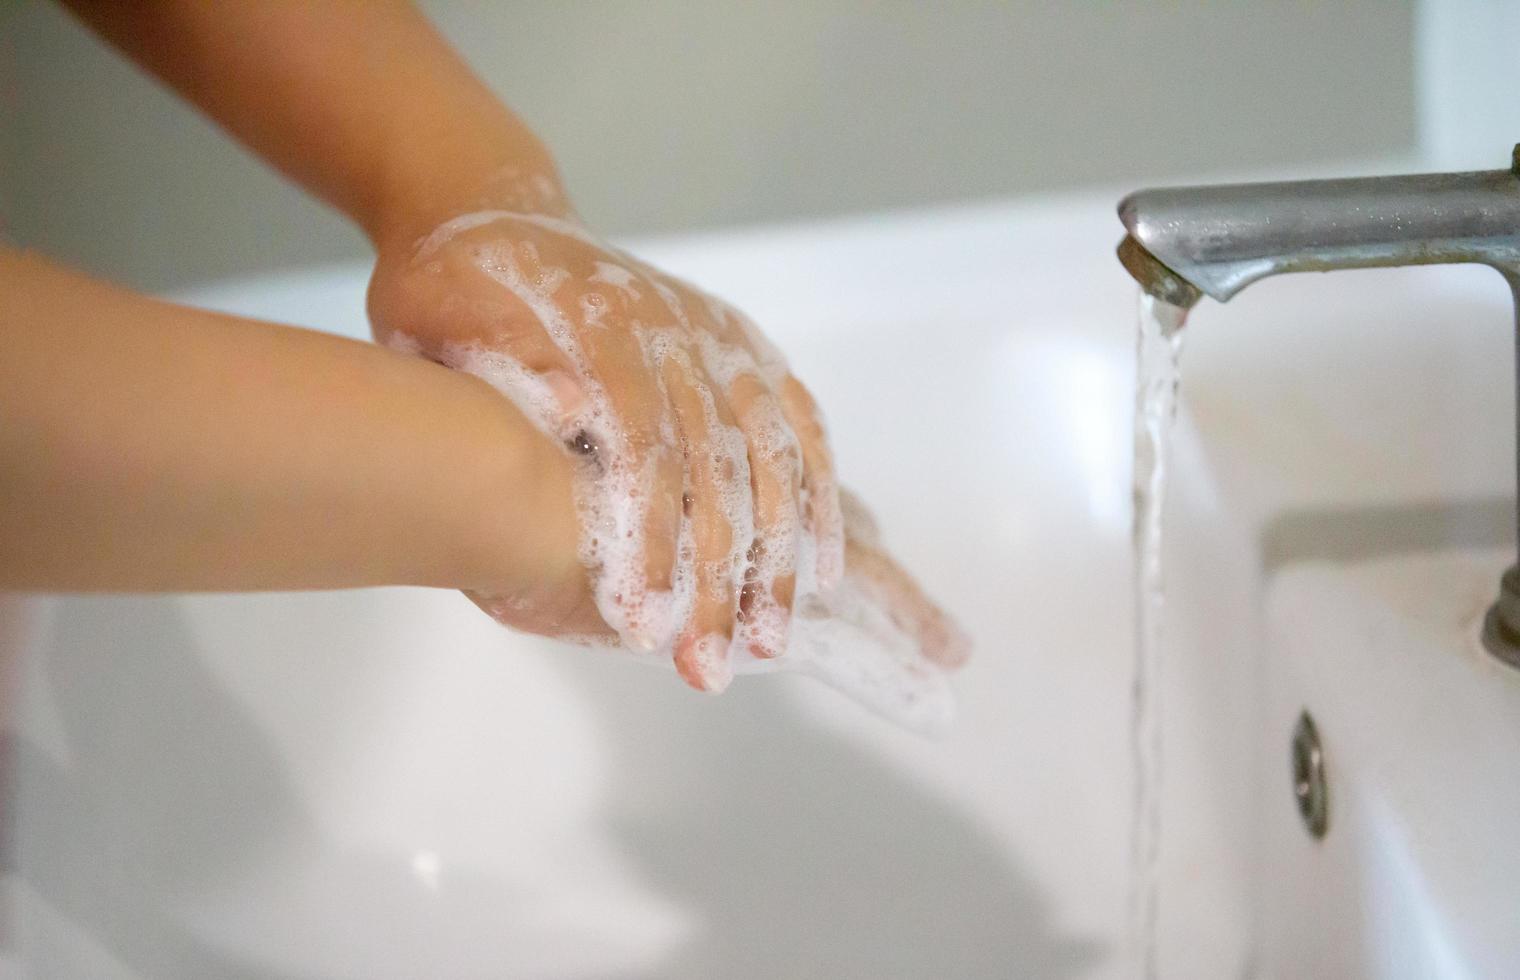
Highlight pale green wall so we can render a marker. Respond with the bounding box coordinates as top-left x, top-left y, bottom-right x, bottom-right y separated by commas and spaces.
1, 1, 1414, 291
